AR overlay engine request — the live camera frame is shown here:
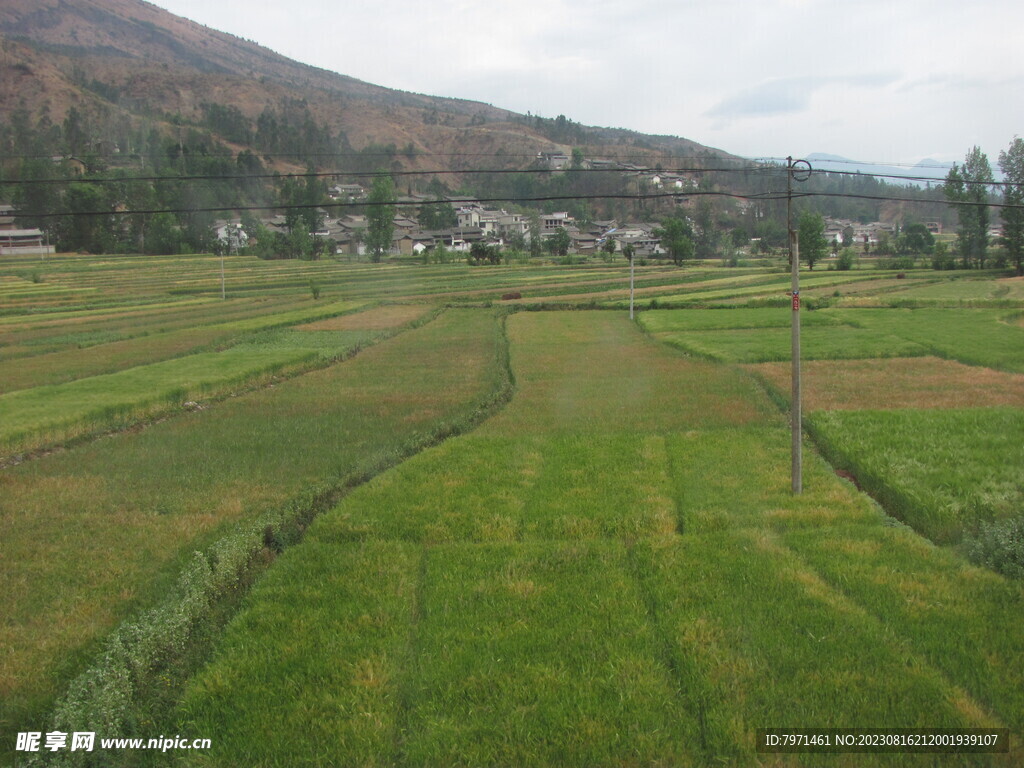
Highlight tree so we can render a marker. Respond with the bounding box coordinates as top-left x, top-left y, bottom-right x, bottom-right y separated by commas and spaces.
999, 137, 1024, 275
469, 242, 501, 265
898, 223, 935, 255
299, 166, 327, 238
654, 216, 694, 266
527, 213, 543, 258
365, 174, 396, 262
55, 183, 116, 253
546, 227, 571, 258
418, 201, 457, 230
945, 146, 994, 268
507, 229, 527, 254
797, 211, 828, 270
693, 199, 719, 260
602, 237, 617, 261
